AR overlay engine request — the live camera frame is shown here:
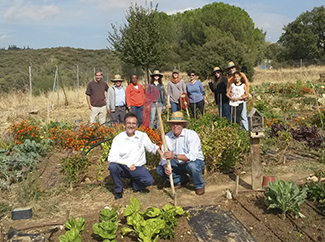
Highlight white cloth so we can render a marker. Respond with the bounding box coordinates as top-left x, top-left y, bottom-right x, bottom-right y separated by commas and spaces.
160, 128, 204, 166
229, 83, 245, 107
108, 130, 159, 167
